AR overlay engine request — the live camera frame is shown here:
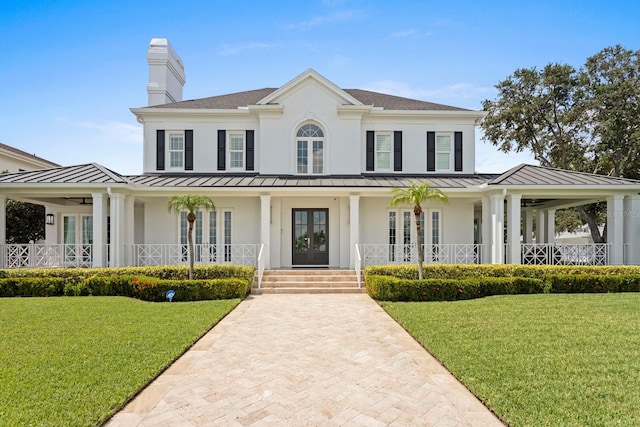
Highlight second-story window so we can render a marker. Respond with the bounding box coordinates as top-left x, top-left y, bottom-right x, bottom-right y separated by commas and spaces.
168, 132, 184, 169
296, 123, 324, 174
228, 132, 245, 170
436, 134, 452, 170
375, 132, 392, 171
